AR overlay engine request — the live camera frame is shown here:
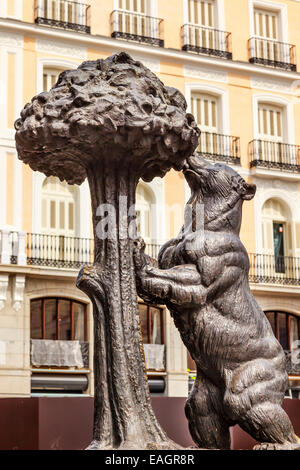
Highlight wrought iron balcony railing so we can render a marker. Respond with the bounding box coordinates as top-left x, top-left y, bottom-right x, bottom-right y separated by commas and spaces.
0, 232, 160, 269
248, 253, 300, 286
26, 233, 94, 268
248, 37, 296, 71
181, 24, 232, 59
35, 0, 91, 34
197, 132, 241, 165
249, 140, 300, 172
110, 10, 164, 47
